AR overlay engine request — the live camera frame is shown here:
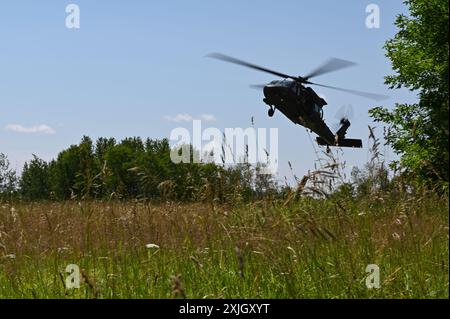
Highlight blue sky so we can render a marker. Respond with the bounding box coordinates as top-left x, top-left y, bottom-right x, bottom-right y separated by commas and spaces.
0, 1, 417, 182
